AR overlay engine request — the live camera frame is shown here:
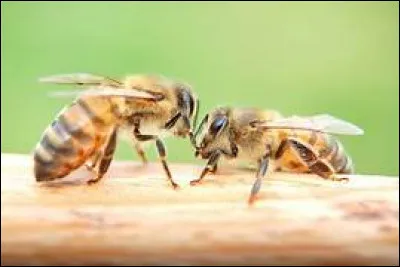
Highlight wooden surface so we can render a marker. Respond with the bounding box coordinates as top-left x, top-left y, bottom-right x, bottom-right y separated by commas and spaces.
1, 153, 399, 266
